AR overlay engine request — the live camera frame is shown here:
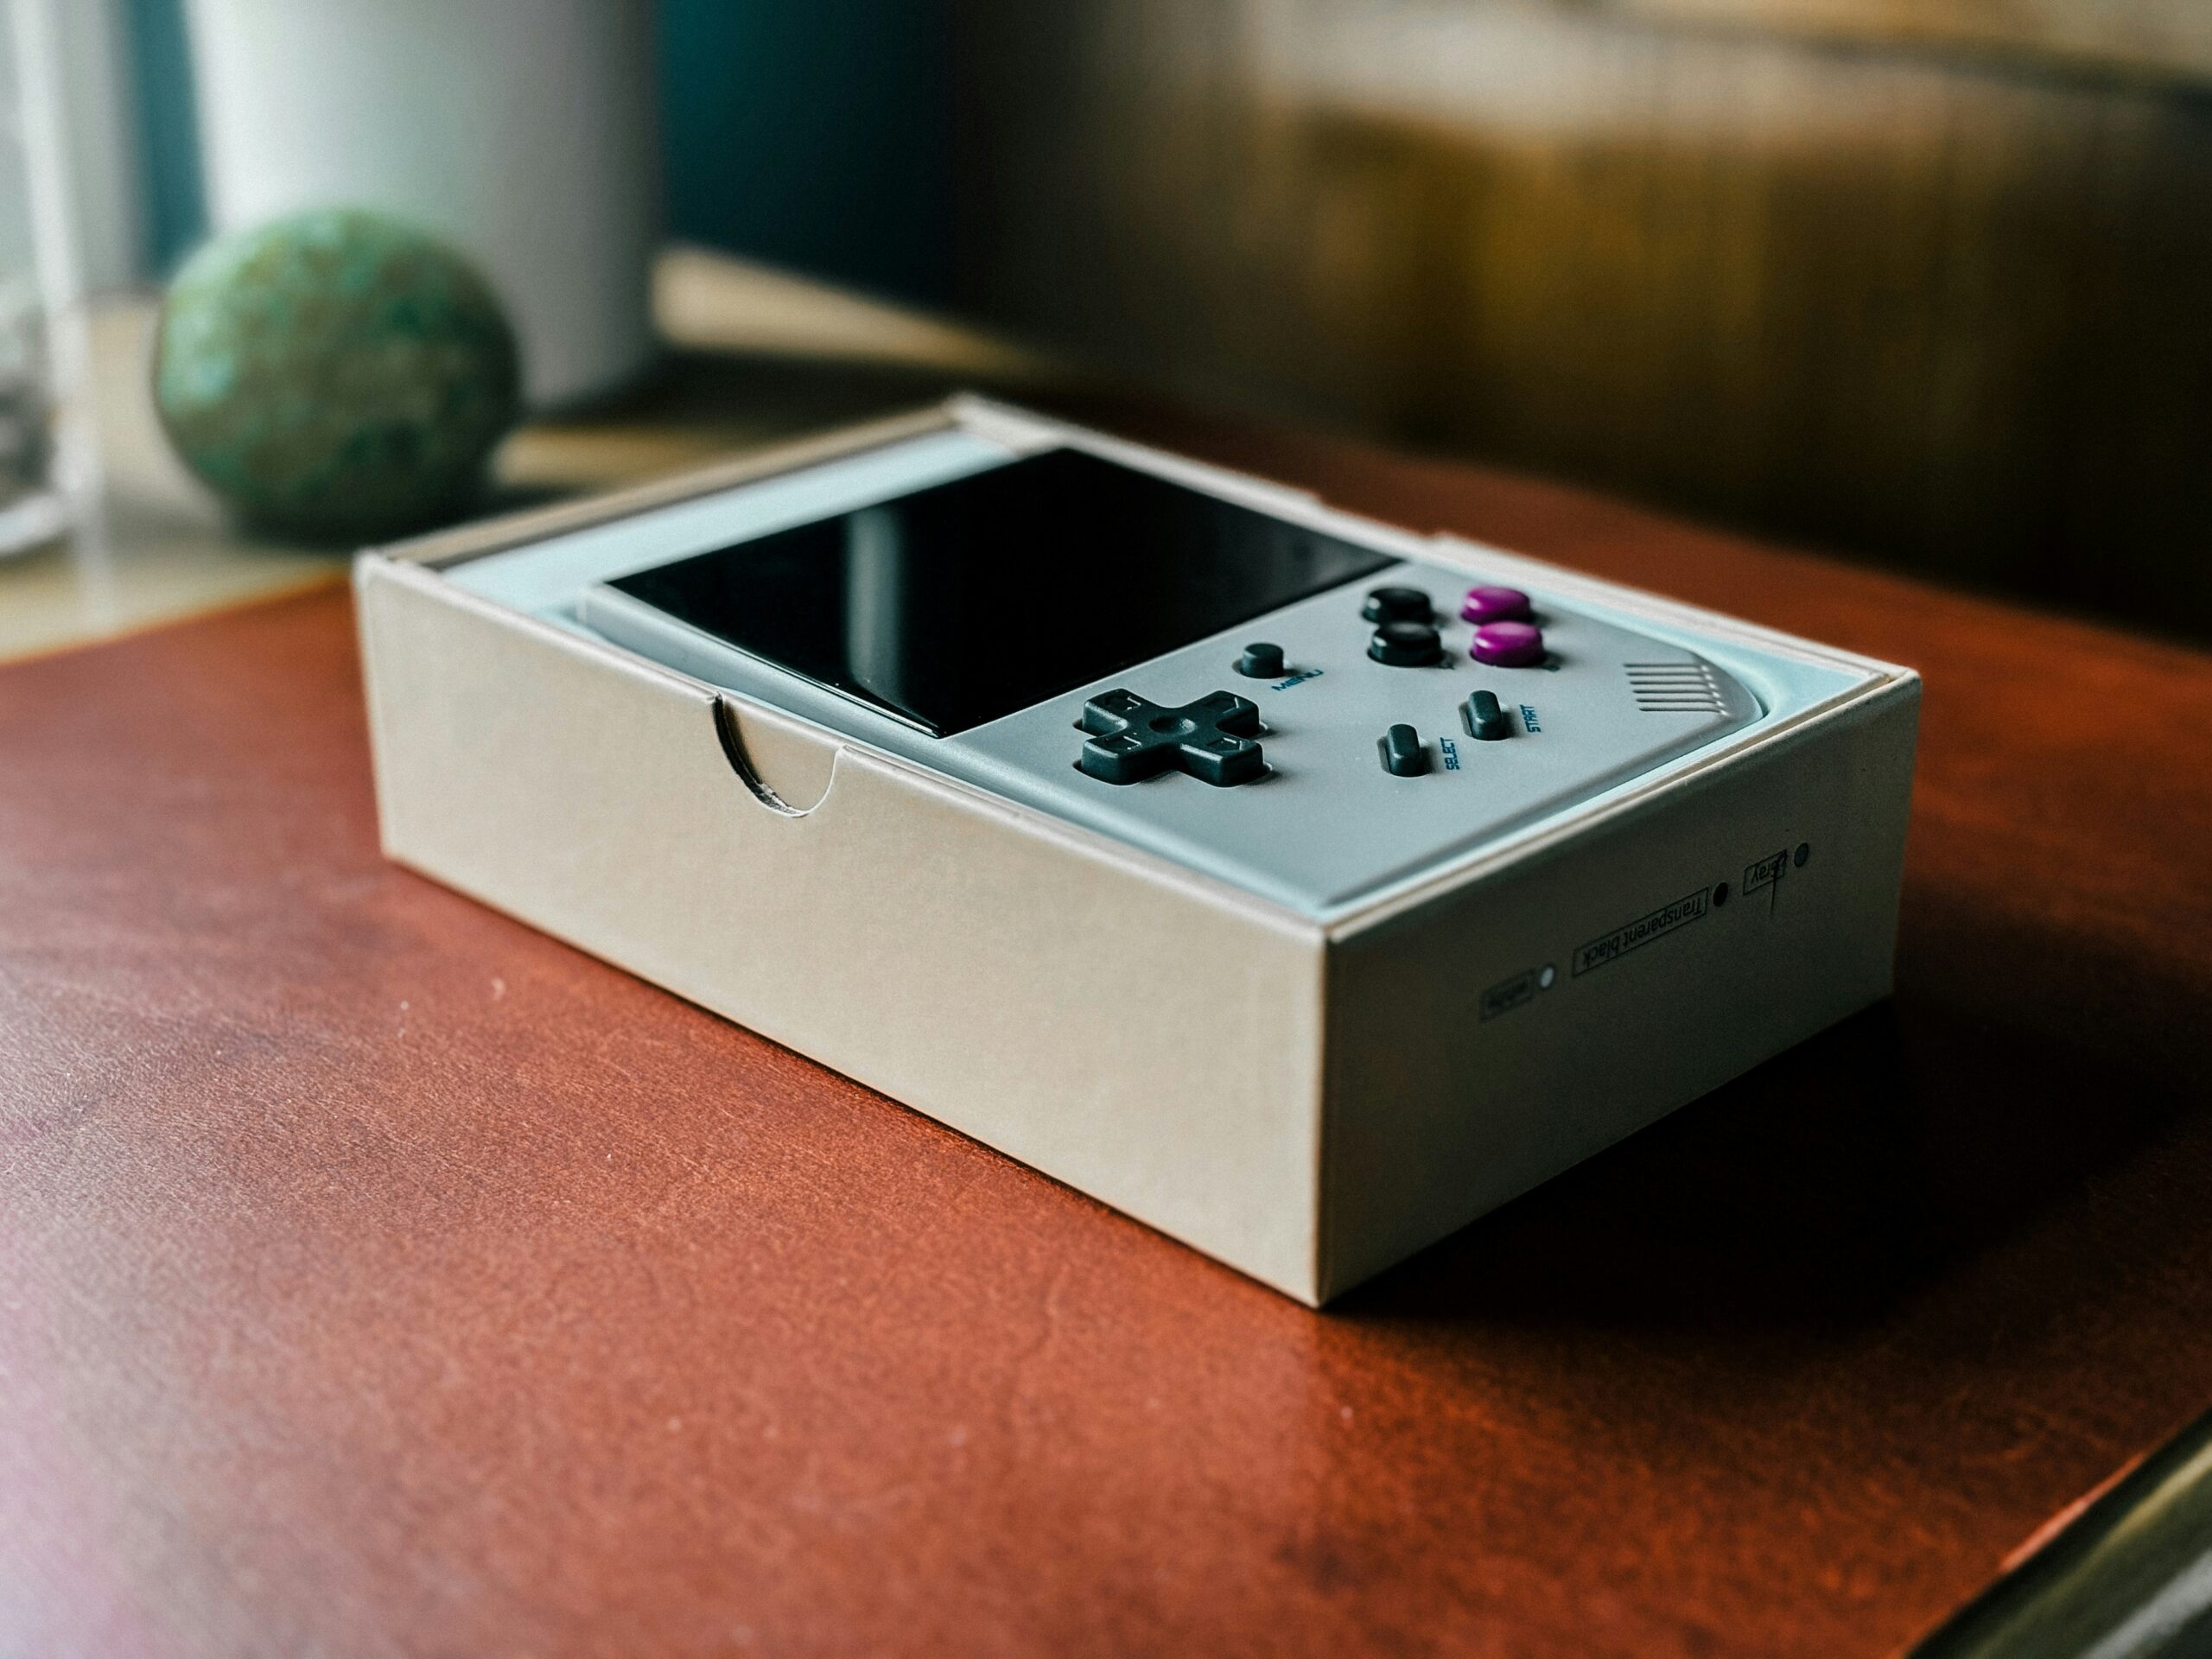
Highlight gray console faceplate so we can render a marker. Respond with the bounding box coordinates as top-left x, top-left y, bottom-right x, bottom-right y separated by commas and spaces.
581, 557, 1760, 916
